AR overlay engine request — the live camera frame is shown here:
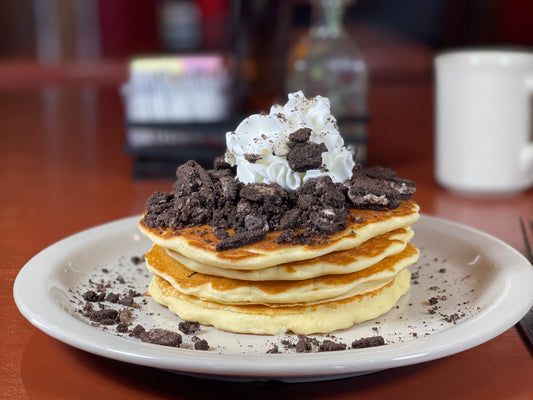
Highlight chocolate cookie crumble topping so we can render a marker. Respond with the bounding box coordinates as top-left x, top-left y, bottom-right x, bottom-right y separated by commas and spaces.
286, 128, 327, 173
288, 127, 312, 142
140, 328, 182, 347
193, 338, 209, 351
142, 157, 415, 251
88, 309, 119, 324
295, 336, 314, 353
319, 340, 347, 352
83, 290, 105, 302
351, 336, 385, 349
244, 153, 262, 163
216, 230, 267, 252
179, 320, 200, 335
